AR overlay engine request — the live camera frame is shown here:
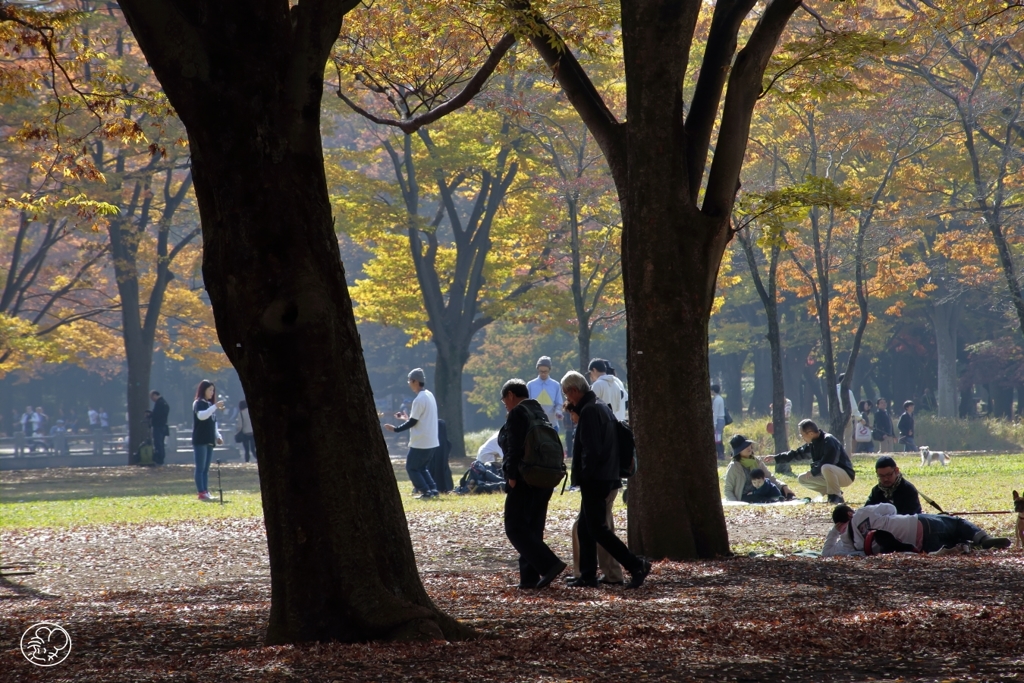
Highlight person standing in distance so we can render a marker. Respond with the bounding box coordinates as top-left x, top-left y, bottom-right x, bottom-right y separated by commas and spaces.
711, 385, 726, 461
527, 356, 564, 433
384, 368, 440, 499
897, 400, 916, 452
588, 359, 624, 420
150, 391, 170, 466
192, 380, 224, 501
